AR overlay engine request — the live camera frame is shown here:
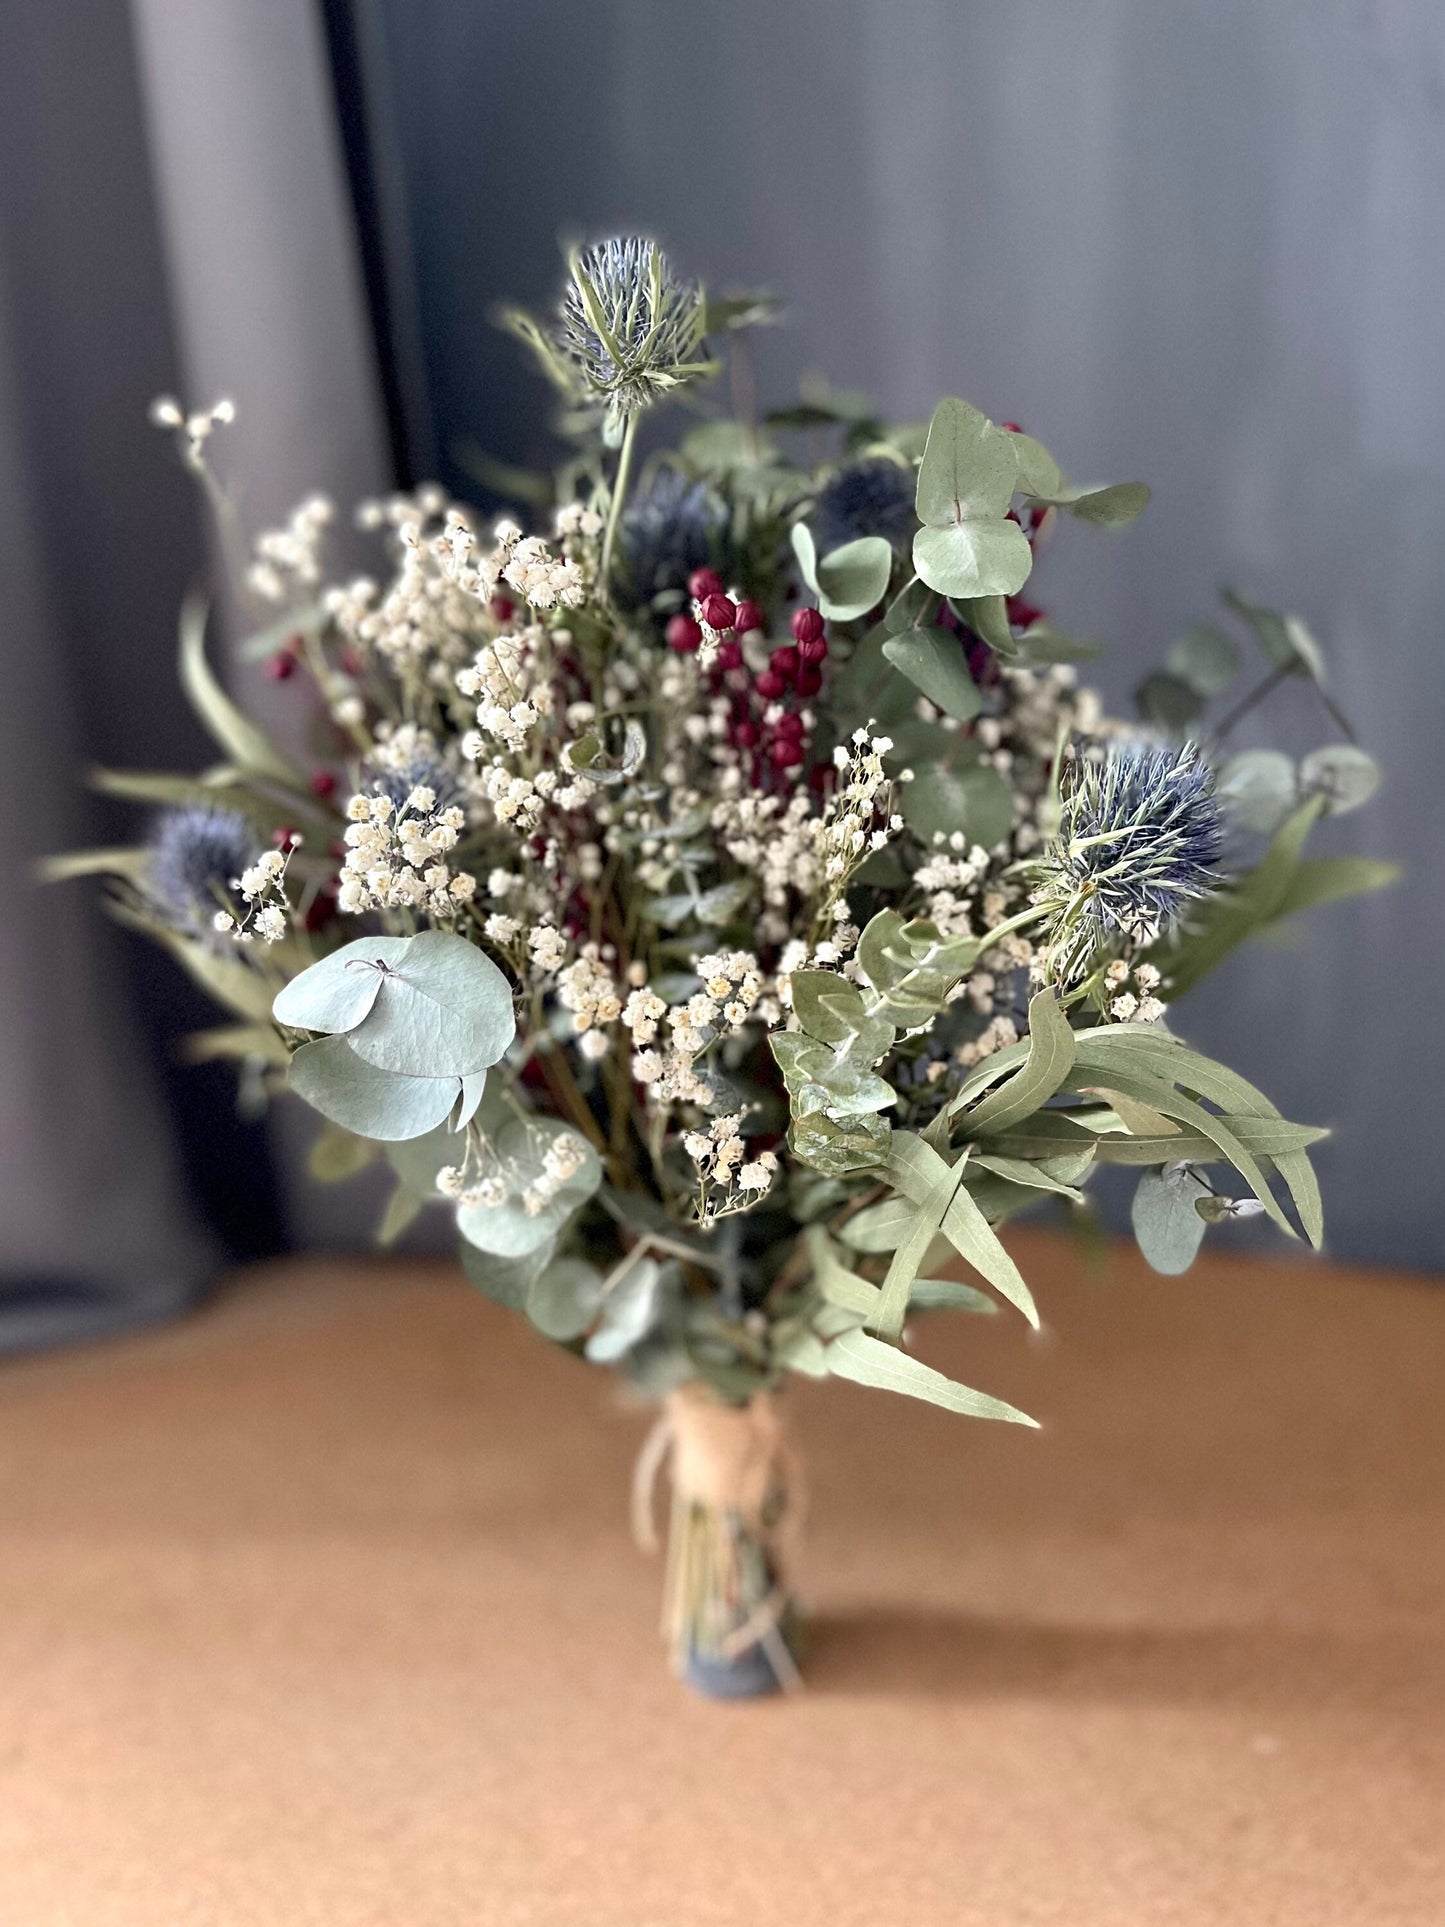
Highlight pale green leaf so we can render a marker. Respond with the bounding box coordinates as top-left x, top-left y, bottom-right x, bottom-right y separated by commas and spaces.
272, 935, 409, 1034
958, 989, 1076, 1136
913, 519, 1033, 600
289, 1035, 460, 1141
826, 1328, 1038, 1426
1299, 744, 1380, 815
344, 930, 516, 1079
179, 596, 299, 785
528, 1257, 605, 1341
882, 627, 981, 720
1131, 1163, 1211, 1274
